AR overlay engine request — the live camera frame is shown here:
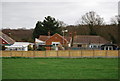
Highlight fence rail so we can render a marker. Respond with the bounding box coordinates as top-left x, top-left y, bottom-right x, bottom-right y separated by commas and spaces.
1, 50, 119, 58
